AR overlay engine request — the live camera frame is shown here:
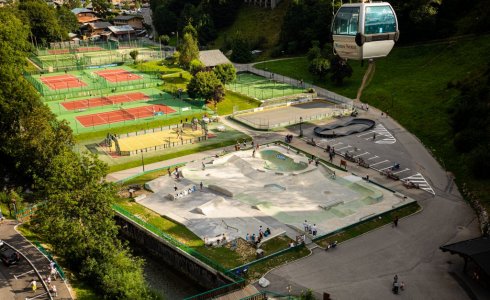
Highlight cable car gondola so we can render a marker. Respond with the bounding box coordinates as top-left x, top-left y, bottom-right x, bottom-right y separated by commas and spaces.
331, 1, 399, 60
